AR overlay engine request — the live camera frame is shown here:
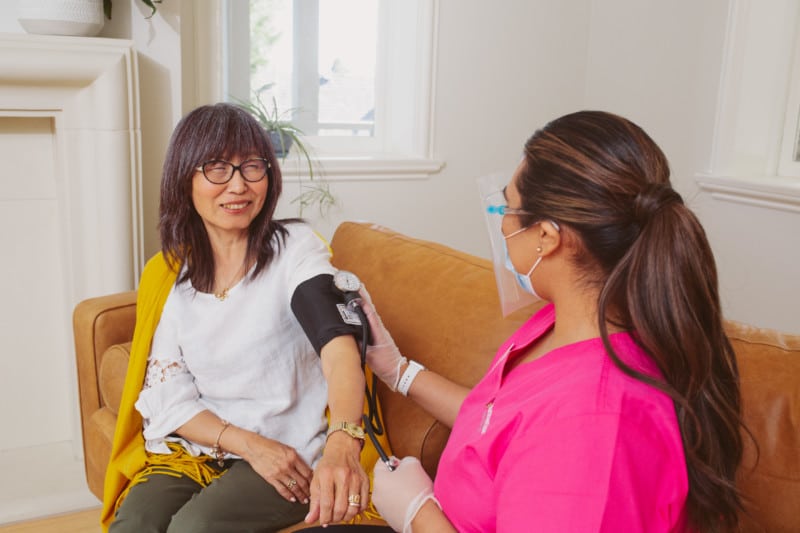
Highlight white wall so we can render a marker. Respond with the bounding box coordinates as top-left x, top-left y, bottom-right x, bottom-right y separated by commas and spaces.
580, 0, 799, 333
1, 0, 796, 333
